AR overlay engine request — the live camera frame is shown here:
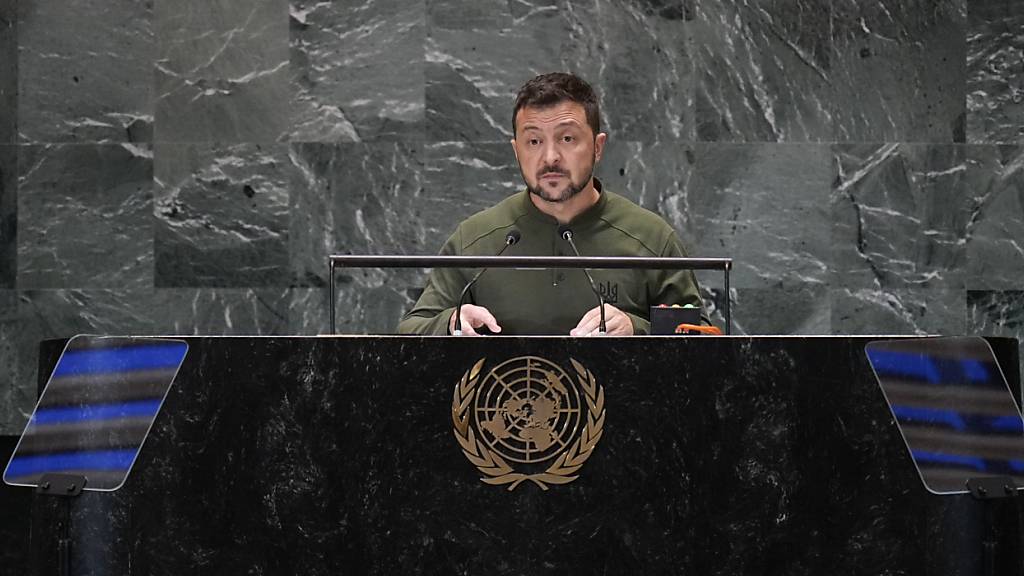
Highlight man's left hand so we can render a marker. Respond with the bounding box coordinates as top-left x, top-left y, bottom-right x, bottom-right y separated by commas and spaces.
570, 304, 634, 336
